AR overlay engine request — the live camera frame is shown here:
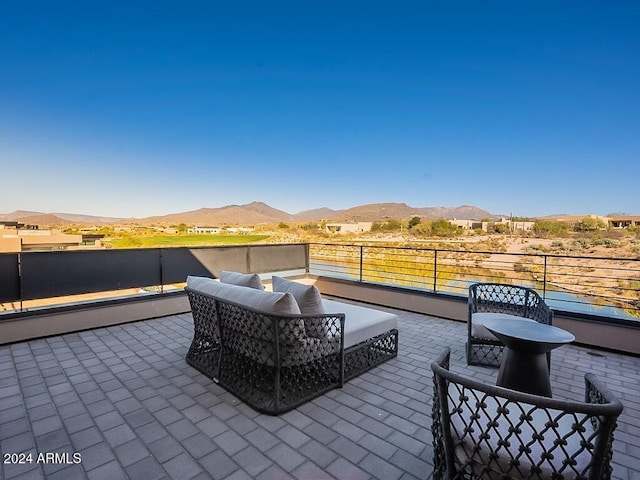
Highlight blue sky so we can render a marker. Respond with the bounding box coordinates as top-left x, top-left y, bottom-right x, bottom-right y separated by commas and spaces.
1, 1, 639, 219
